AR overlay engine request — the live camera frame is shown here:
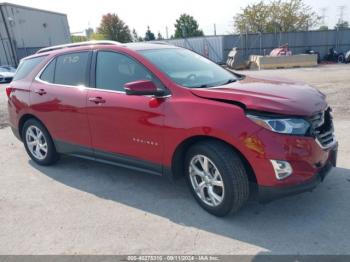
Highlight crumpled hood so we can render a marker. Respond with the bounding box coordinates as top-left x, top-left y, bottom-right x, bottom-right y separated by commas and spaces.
190, 75, 327, 116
